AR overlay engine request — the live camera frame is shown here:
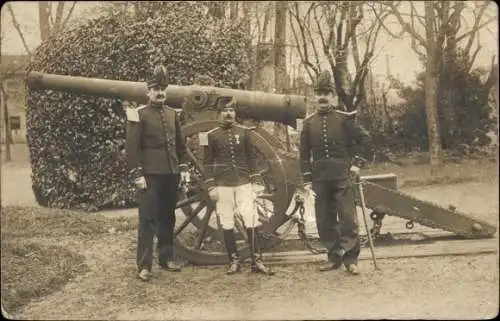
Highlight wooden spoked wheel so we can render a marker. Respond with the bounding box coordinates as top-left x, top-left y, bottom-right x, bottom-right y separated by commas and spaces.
173, 120, 296, 265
